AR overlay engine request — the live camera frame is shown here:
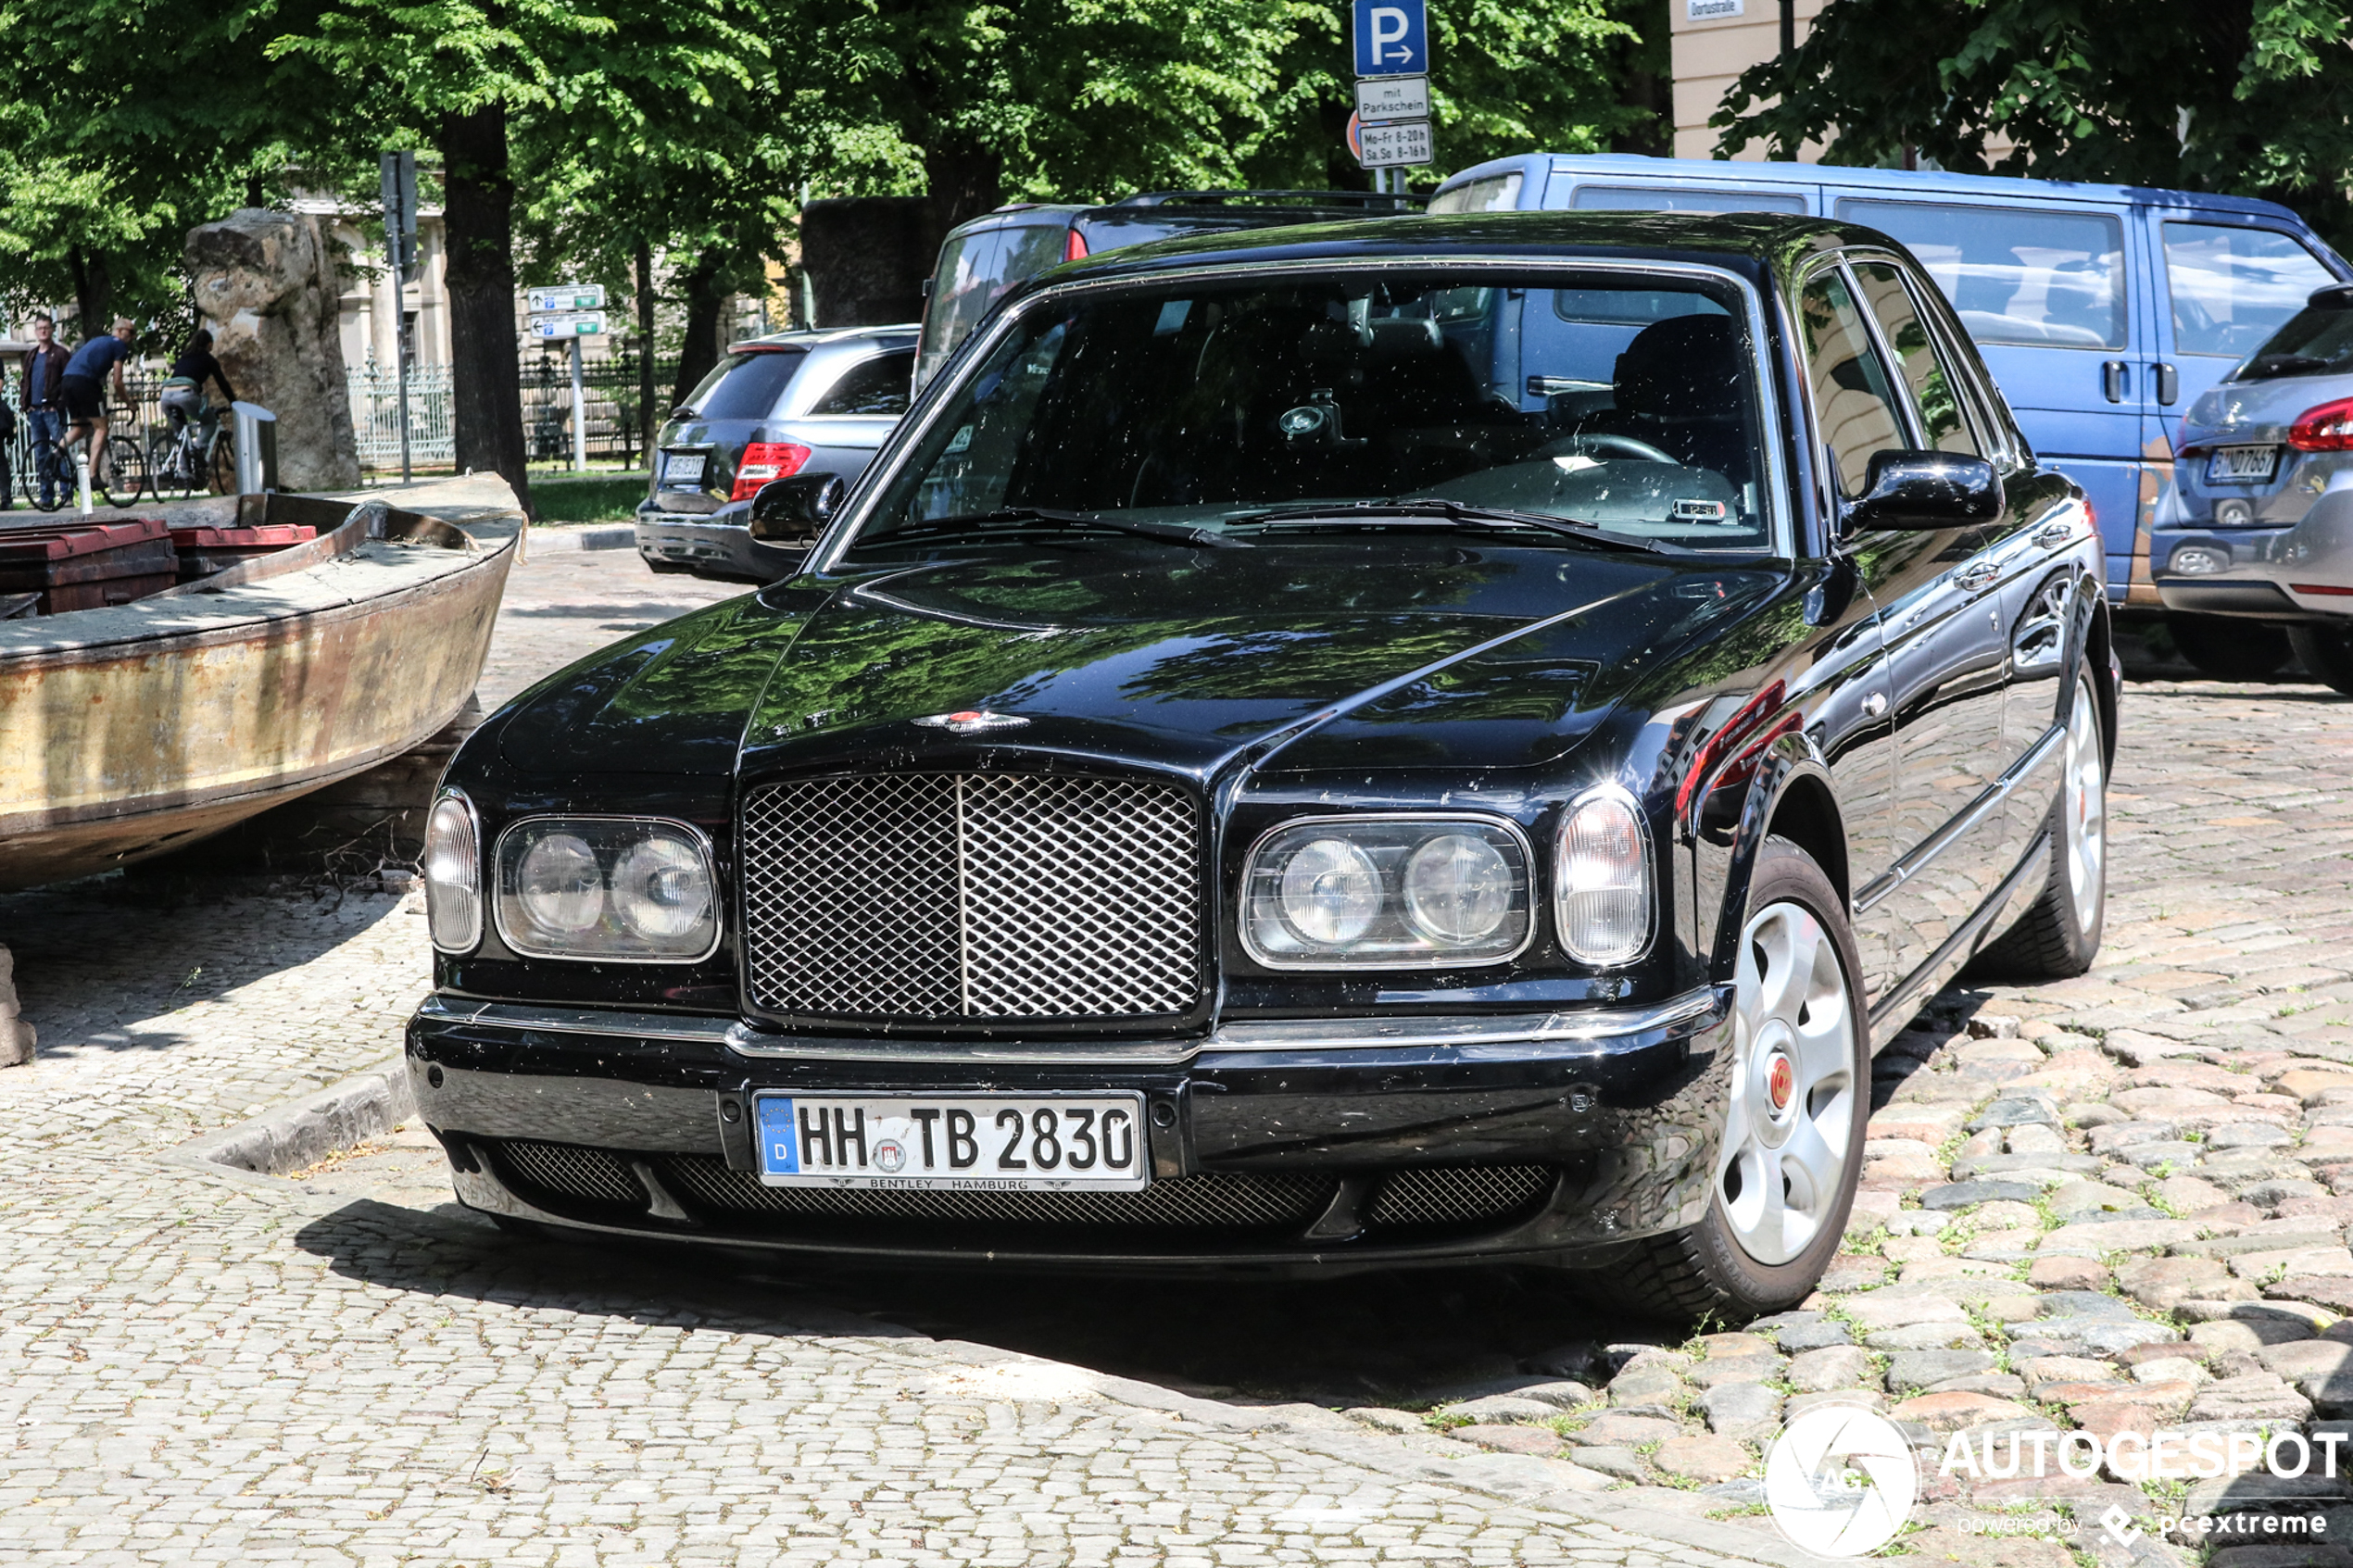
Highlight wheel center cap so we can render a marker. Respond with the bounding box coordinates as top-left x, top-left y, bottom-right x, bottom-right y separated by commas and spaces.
1767, 1053, 1794, 1112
